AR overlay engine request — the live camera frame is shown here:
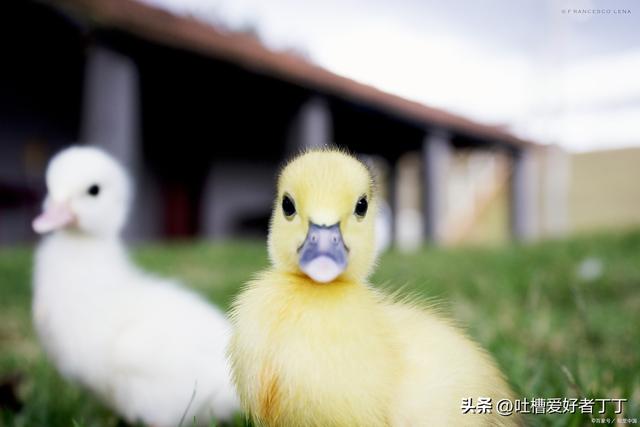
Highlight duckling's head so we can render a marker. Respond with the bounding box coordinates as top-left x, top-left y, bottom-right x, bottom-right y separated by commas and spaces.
268, 149, 377, 284
33, 146, 131, 237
